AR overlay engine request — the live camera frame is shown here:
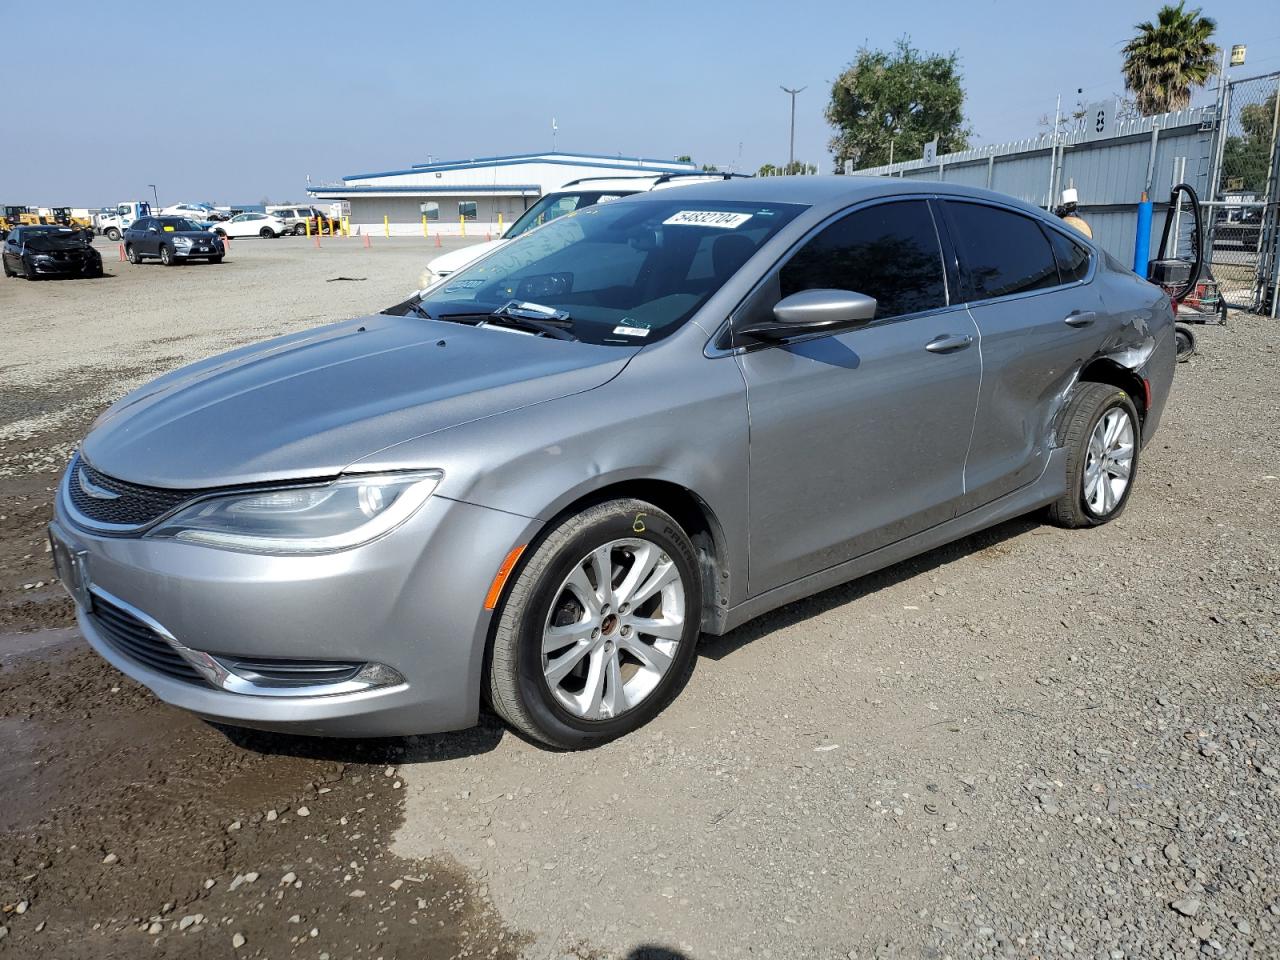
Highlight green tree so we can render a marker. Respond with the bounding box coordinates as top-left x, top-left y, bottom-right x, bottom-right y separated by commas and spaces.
756, 161, 817, 176
757, 163, 780, 176
1222, 92, 1278, 193
675, 154, 693, 163
826, 38, 970, 170
1121, 3, 1220, 116
701, 163, 720, 172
